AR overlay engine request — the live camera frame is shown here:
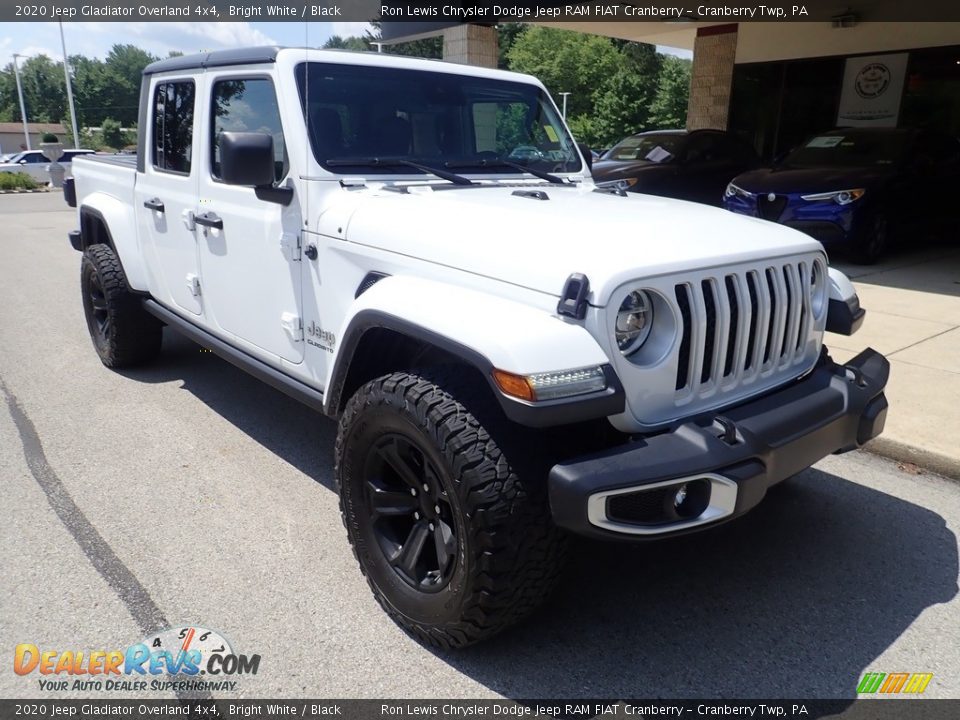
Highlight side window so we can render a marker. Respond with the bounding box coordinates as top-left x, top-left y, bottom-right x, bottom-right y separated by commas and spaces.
153, 81, 195, 174
25, 153, 44, 164
211, 78, 287, 183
